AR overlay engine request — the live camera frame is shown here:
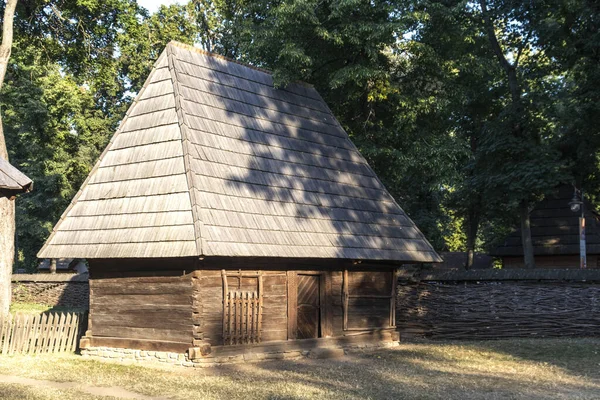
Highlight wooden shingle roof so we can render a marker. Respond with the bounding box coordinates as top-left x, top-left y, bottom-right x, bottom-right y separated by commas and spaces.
0, 157, 32, 199
492, 186, 600, 256
38, 41, 440, 262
